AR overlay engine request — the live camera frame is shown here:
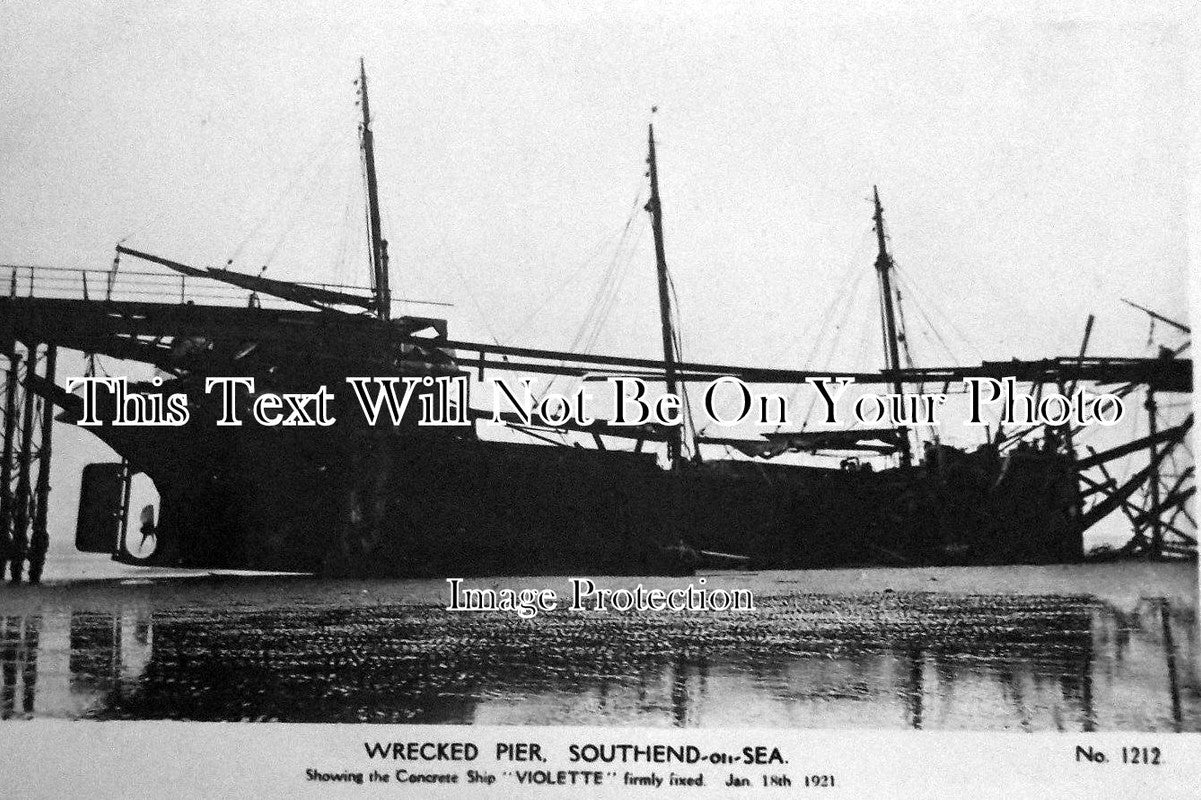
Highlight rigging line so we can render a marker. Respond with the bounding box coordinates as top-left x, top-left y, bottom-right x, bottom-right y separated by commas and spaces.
323, 130, 362, 284
798, 261, 869, 370
569, 214, 645, 355
778, 265, 869, 432
117, 204, 176, 248
893, 263, 983, 360
806, 257, 869, 355
847, 308, 894, 446
565, 263, 619, 357
580, 182, 647, 304
569, 183, 653, 336
570, 238, 630, 351
828, 293, 878, 434
665, 267, 686, 363
359, 137, 375, 292
433, 228, 504, 347
892, 267, 964, 365
579, 245, 638, 355
877, 269, 892, 370
666, 270, 688, 367
566, 225, 628, 349
662, 268, 699, 457
514, 378, 574, 447
461, 280, 504, 349
892, 269, 963, 367
505, 210, 634, 343
332, 160, 359, 281
901, 189, 1041, 328
914, 326, 954, 370
763, 233, 870, 366
666, 267, 690, 371
256, 136, 348, 275
228, 111, 349, 266
894, 285, 916, 369
673, 324, 700, 459
890, 280, 932, 450
892, 266, 960, 363
553, 223, 647, 400
118, 100, 286, 246
592, 200, 646, 320
820, 270, 869, 366
850, 296, 877, 373
796, 269, 868, 431
794, 285, 851, 396
560, 225, 645, 398
804, 266, 869, 371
